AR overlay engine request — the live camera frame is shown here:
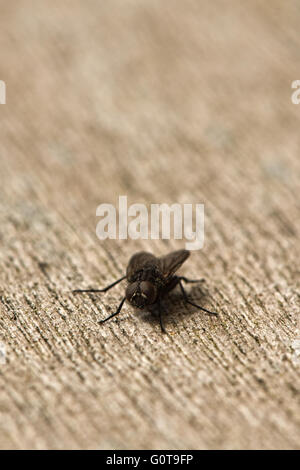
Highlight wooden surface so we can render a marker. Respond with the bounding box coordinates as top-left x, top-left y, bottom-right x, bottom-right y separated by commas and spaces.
0, 0, 299, 450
